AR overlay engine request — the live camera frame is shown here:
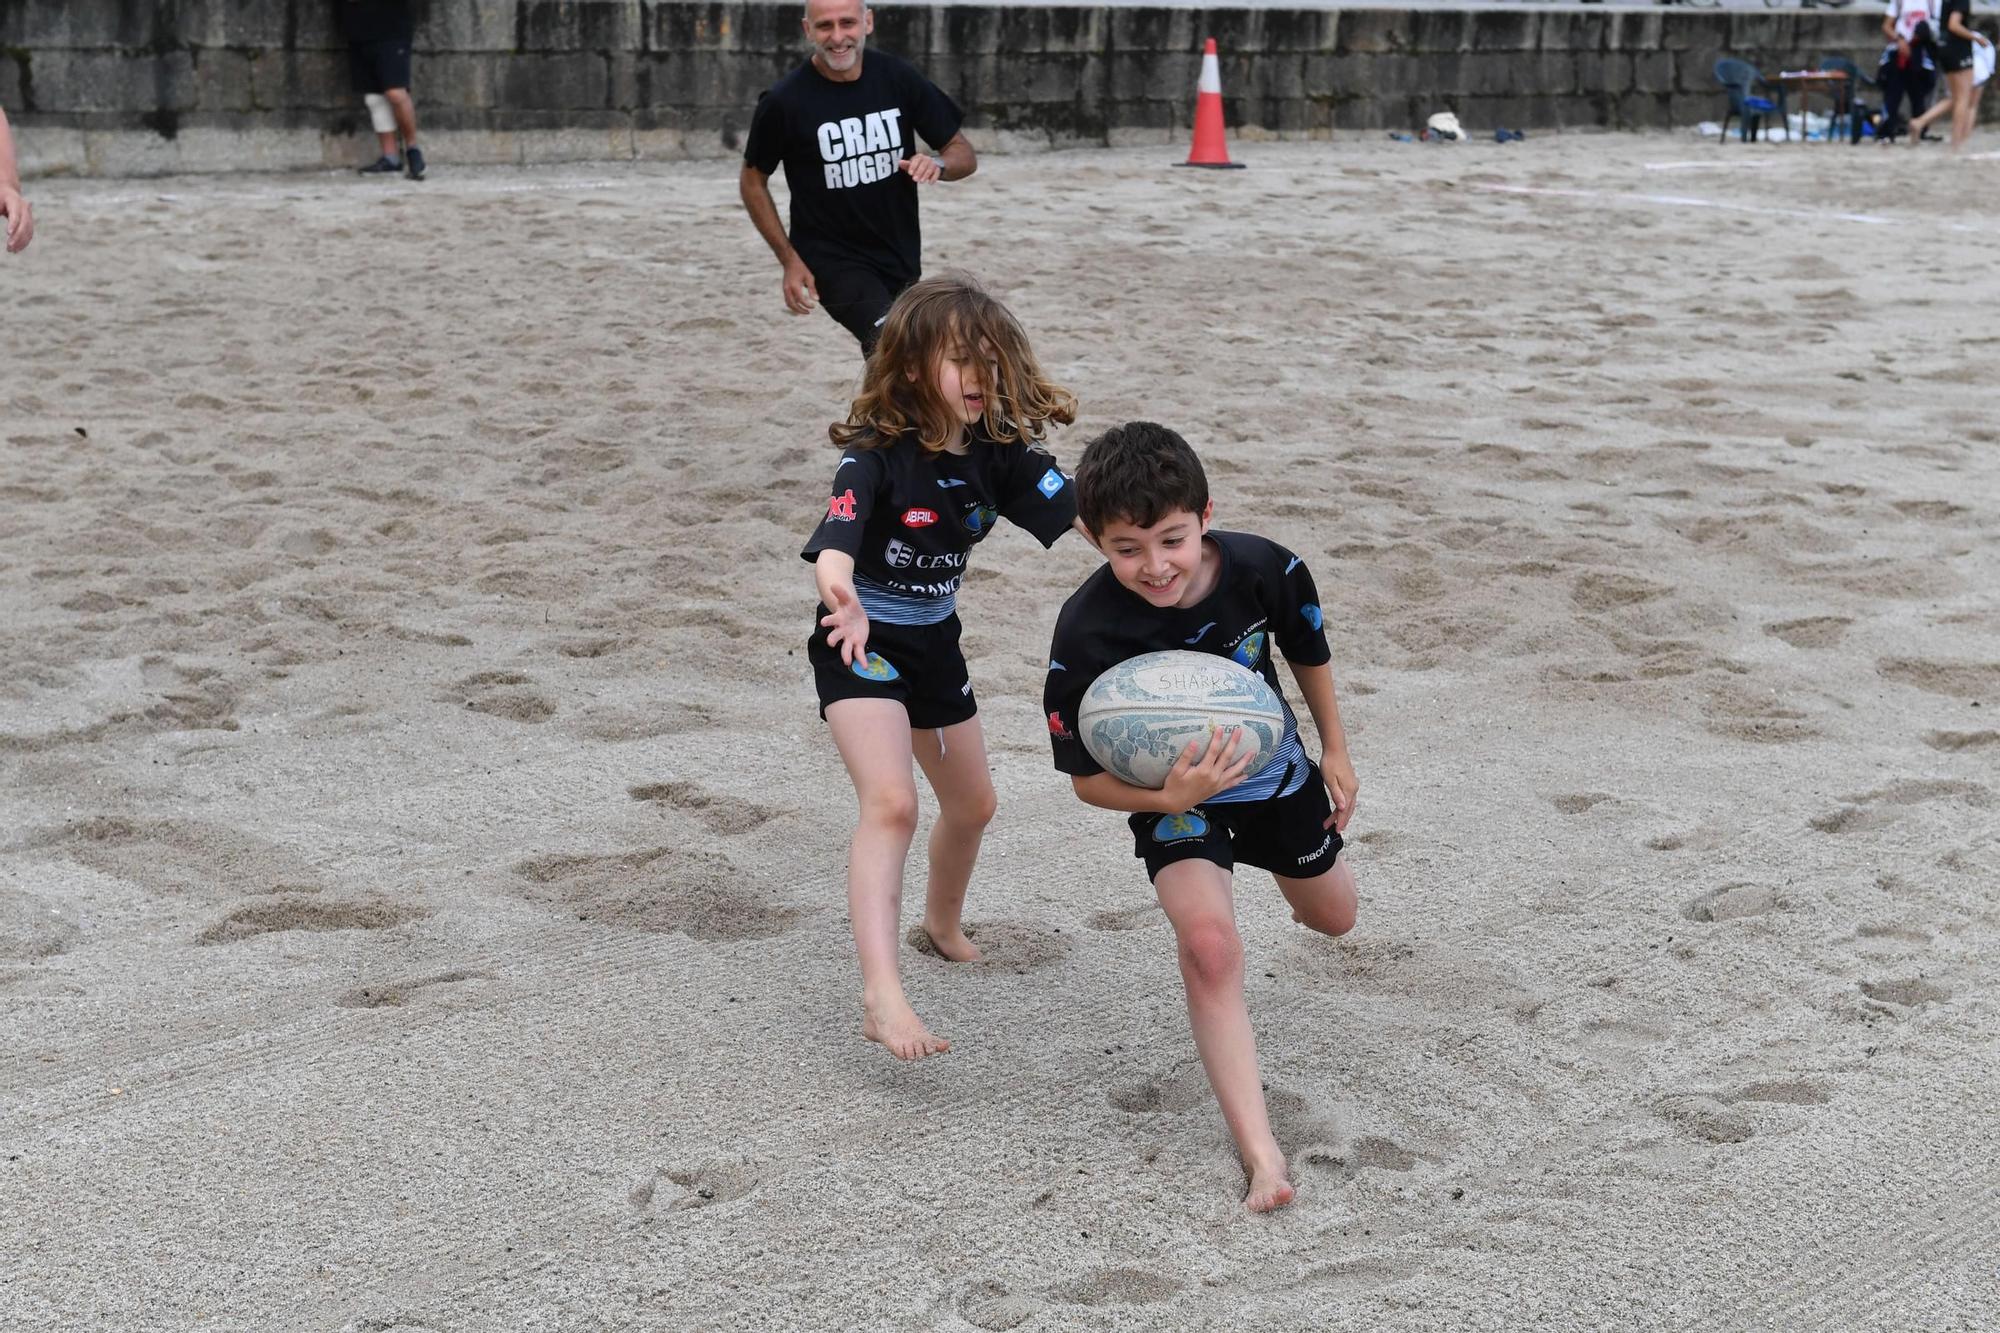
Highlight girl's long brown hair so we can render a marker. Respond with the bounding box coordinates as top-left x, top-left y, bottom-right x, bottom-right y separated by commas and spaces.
829, 272, 1077, 452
